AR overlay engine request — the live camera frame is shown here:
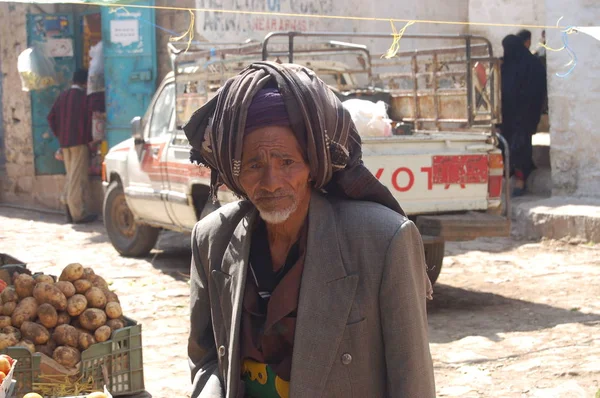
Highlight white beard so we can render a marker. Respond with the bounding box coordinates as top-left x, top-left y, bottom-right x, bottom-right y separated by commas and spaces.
257, 200, 299, 224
